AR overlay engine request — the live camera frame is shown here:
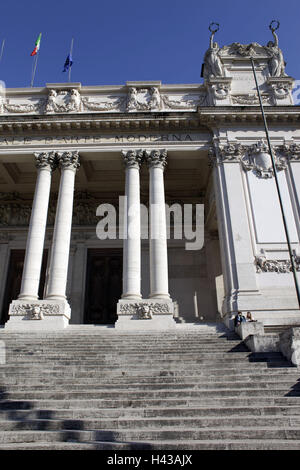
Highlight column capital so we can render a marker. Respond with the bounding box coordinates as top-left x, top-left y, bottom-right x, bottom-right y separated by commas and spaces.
34, 151, 56, 171
145, 149, 167, 170
57, 151, 80, 171
122, 149, 143, 169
